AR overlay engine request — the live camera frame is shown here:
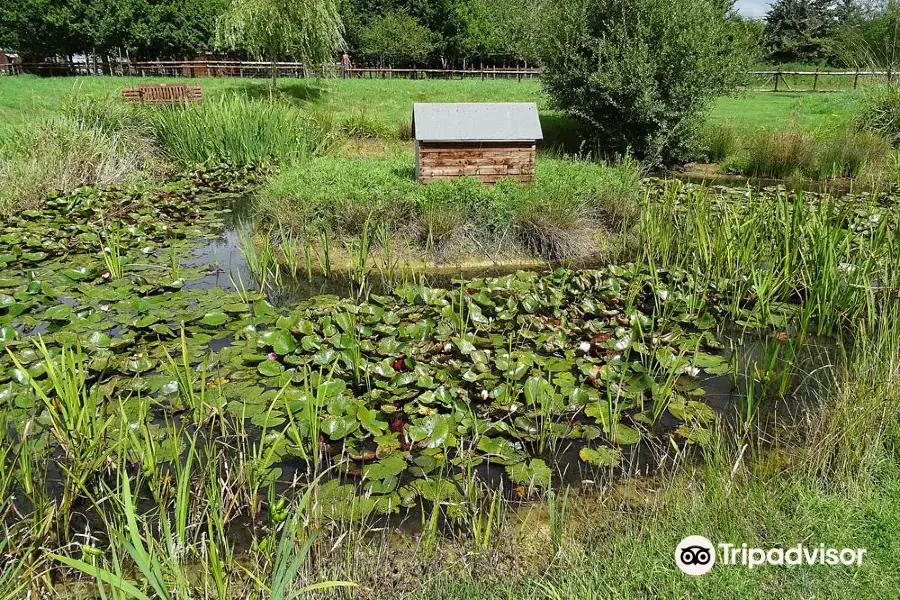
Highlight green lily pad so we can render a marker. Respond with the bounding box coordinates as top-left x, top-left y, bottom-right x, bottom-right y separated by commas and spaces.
200, 312, 229, 327
409, 413, 455, 449
579, 446, 621, 467
362, 454, 408, 480
267, 330, 298, 355
506, 458, 552, 489
257, 360, 285, 377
